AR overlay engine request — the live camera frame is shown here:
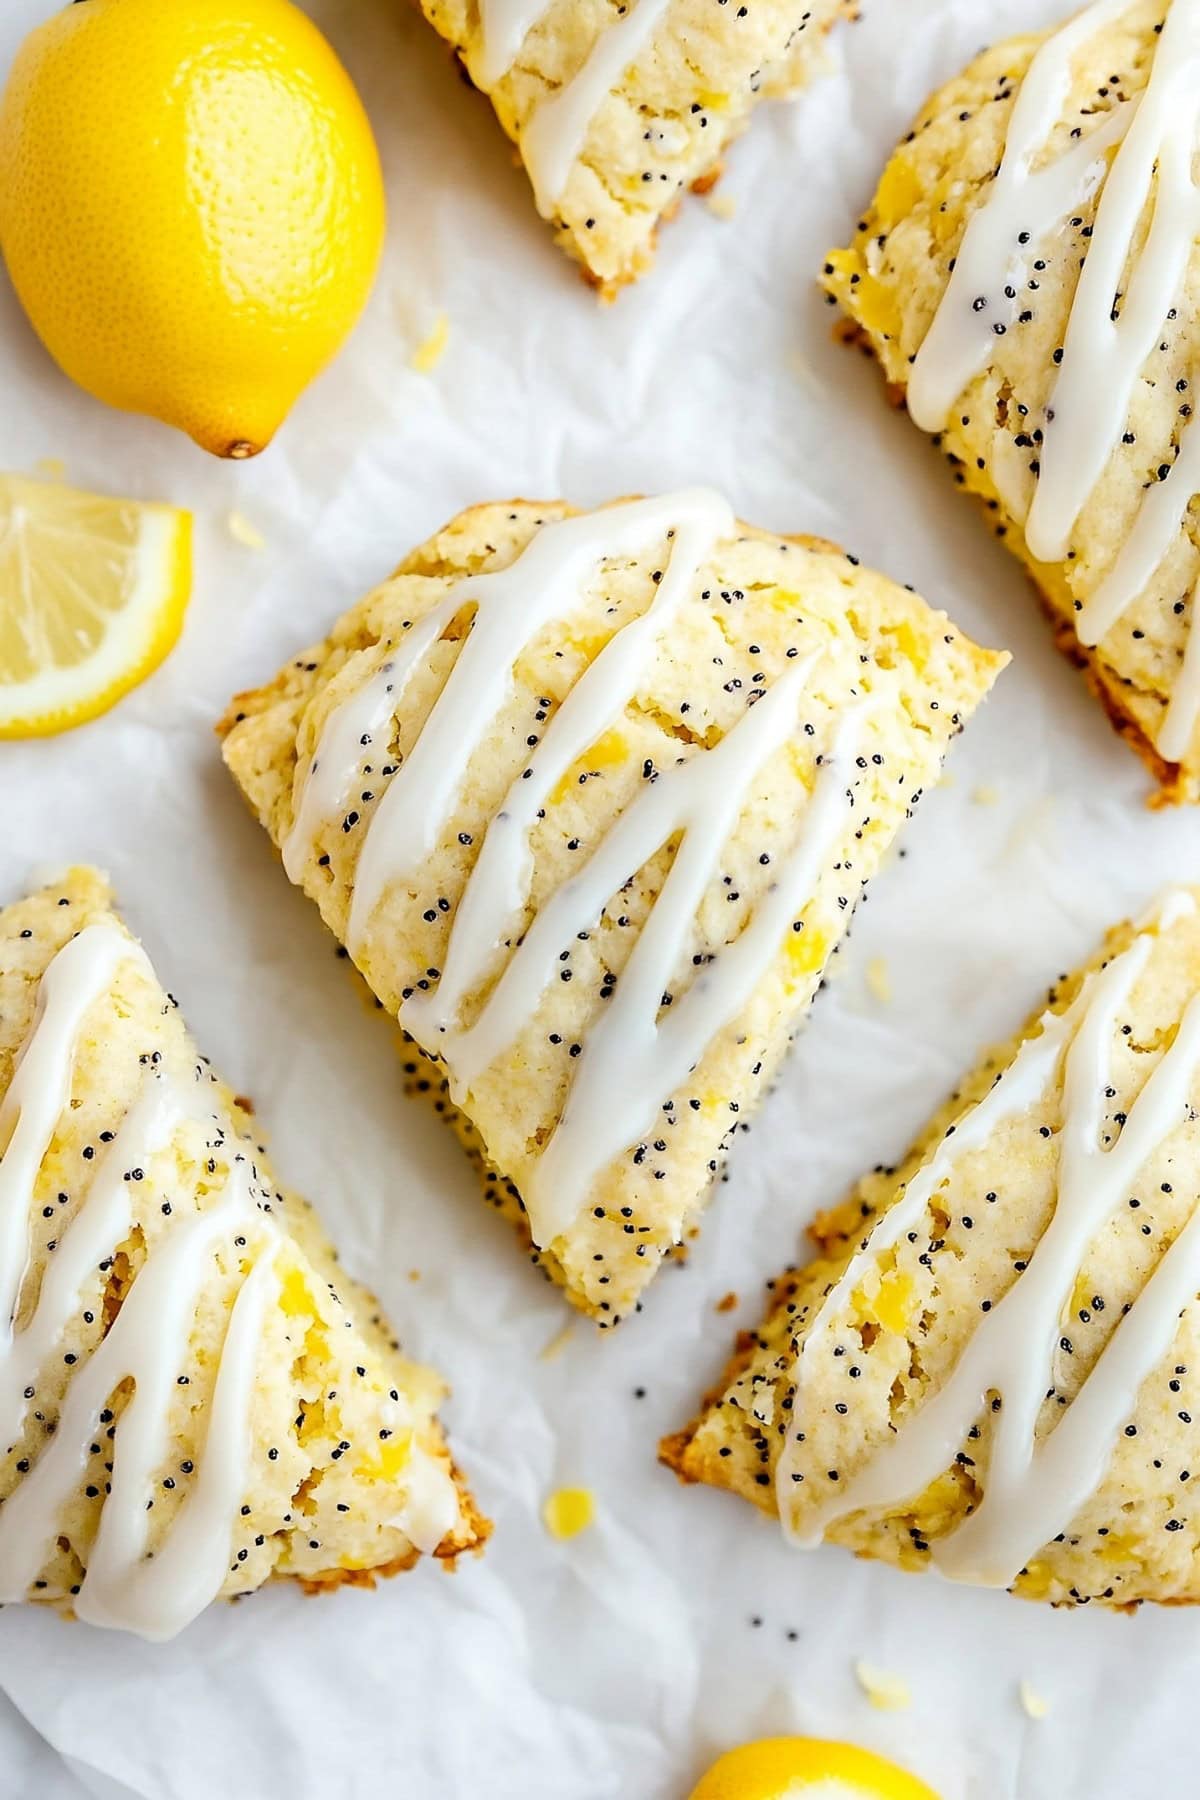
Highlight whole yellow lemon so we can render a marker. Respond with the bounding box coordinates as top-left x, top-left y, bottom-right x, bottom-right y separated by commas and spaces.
688, 1736, 941, 1800
0, 0, 385, 457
